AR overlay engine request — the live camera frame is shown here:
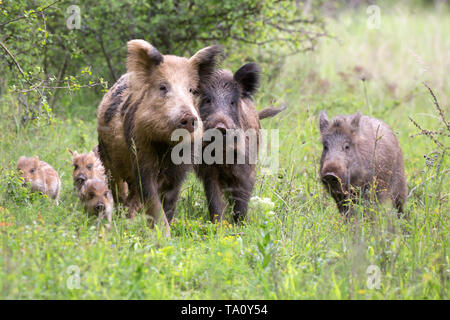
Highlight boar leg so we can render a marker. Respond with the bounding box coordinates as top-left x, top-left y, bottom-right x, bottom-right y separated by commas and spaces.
203, 178, 226, 223
143, 191, 170, 237
126, 184, 142, 219
117, 179, 128, 204
230, 168, 254, 223
110, 175, 128, 205
231, 185, 252, 223
141, 181, 170, 234
138, 168, 170, 236
393, 195, 404, 215
53, 179, 61, 205
161, 183, 183, 224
